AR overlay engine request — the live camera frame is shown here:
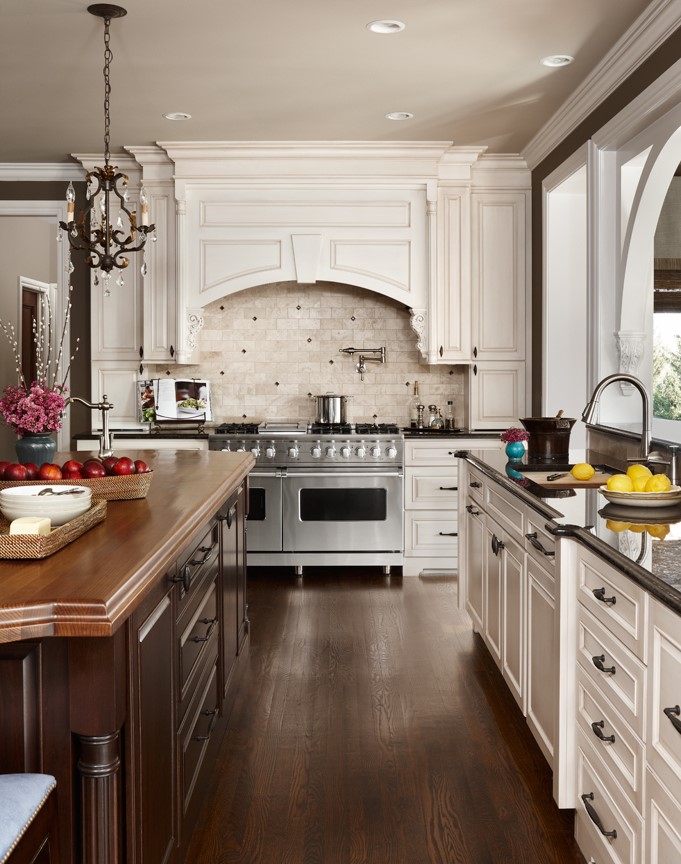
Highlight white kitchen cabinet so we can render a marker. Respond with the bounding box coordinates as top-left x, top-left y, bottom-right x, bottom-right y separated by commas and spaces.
469, 361, 526, 430
526, 554, 557, 765
90, 362, 143, 429
435, 188, 471, 362
645, 768, 681, 864
470, 192, 527, 362
464, 498, 485, 633
403, 438, 501, 577
91, 260, 143, 362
